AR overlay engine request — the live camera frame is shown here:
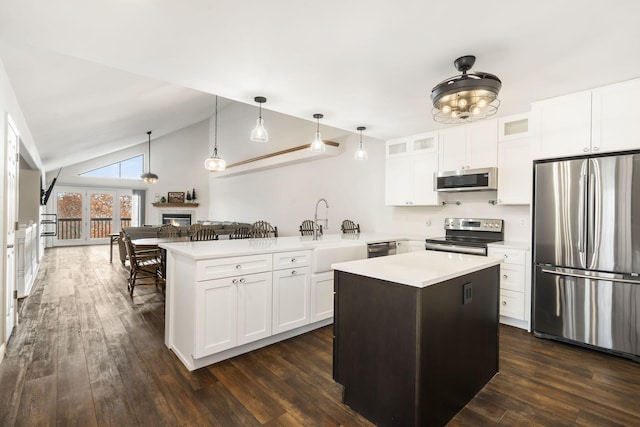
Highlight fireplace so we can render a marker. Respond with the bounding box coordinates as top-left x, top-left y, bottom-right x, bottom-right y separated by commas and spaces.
162, 213, 192, 227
